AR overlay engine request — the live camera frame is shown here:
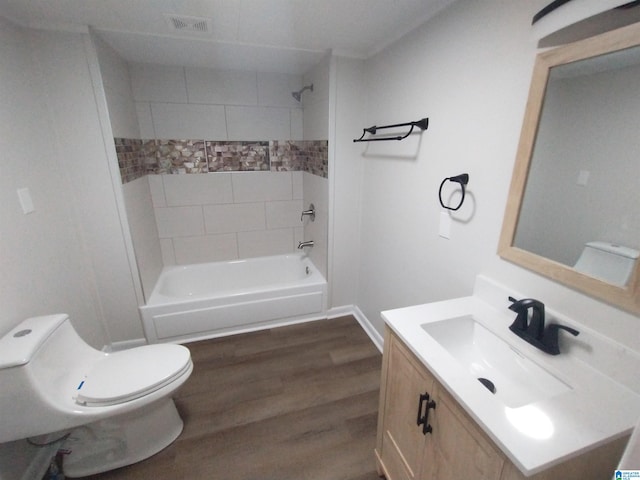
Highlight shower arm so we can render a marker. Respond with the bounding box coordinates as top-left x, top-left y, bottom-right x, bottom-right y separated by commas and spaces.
292, 84, 314, 102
